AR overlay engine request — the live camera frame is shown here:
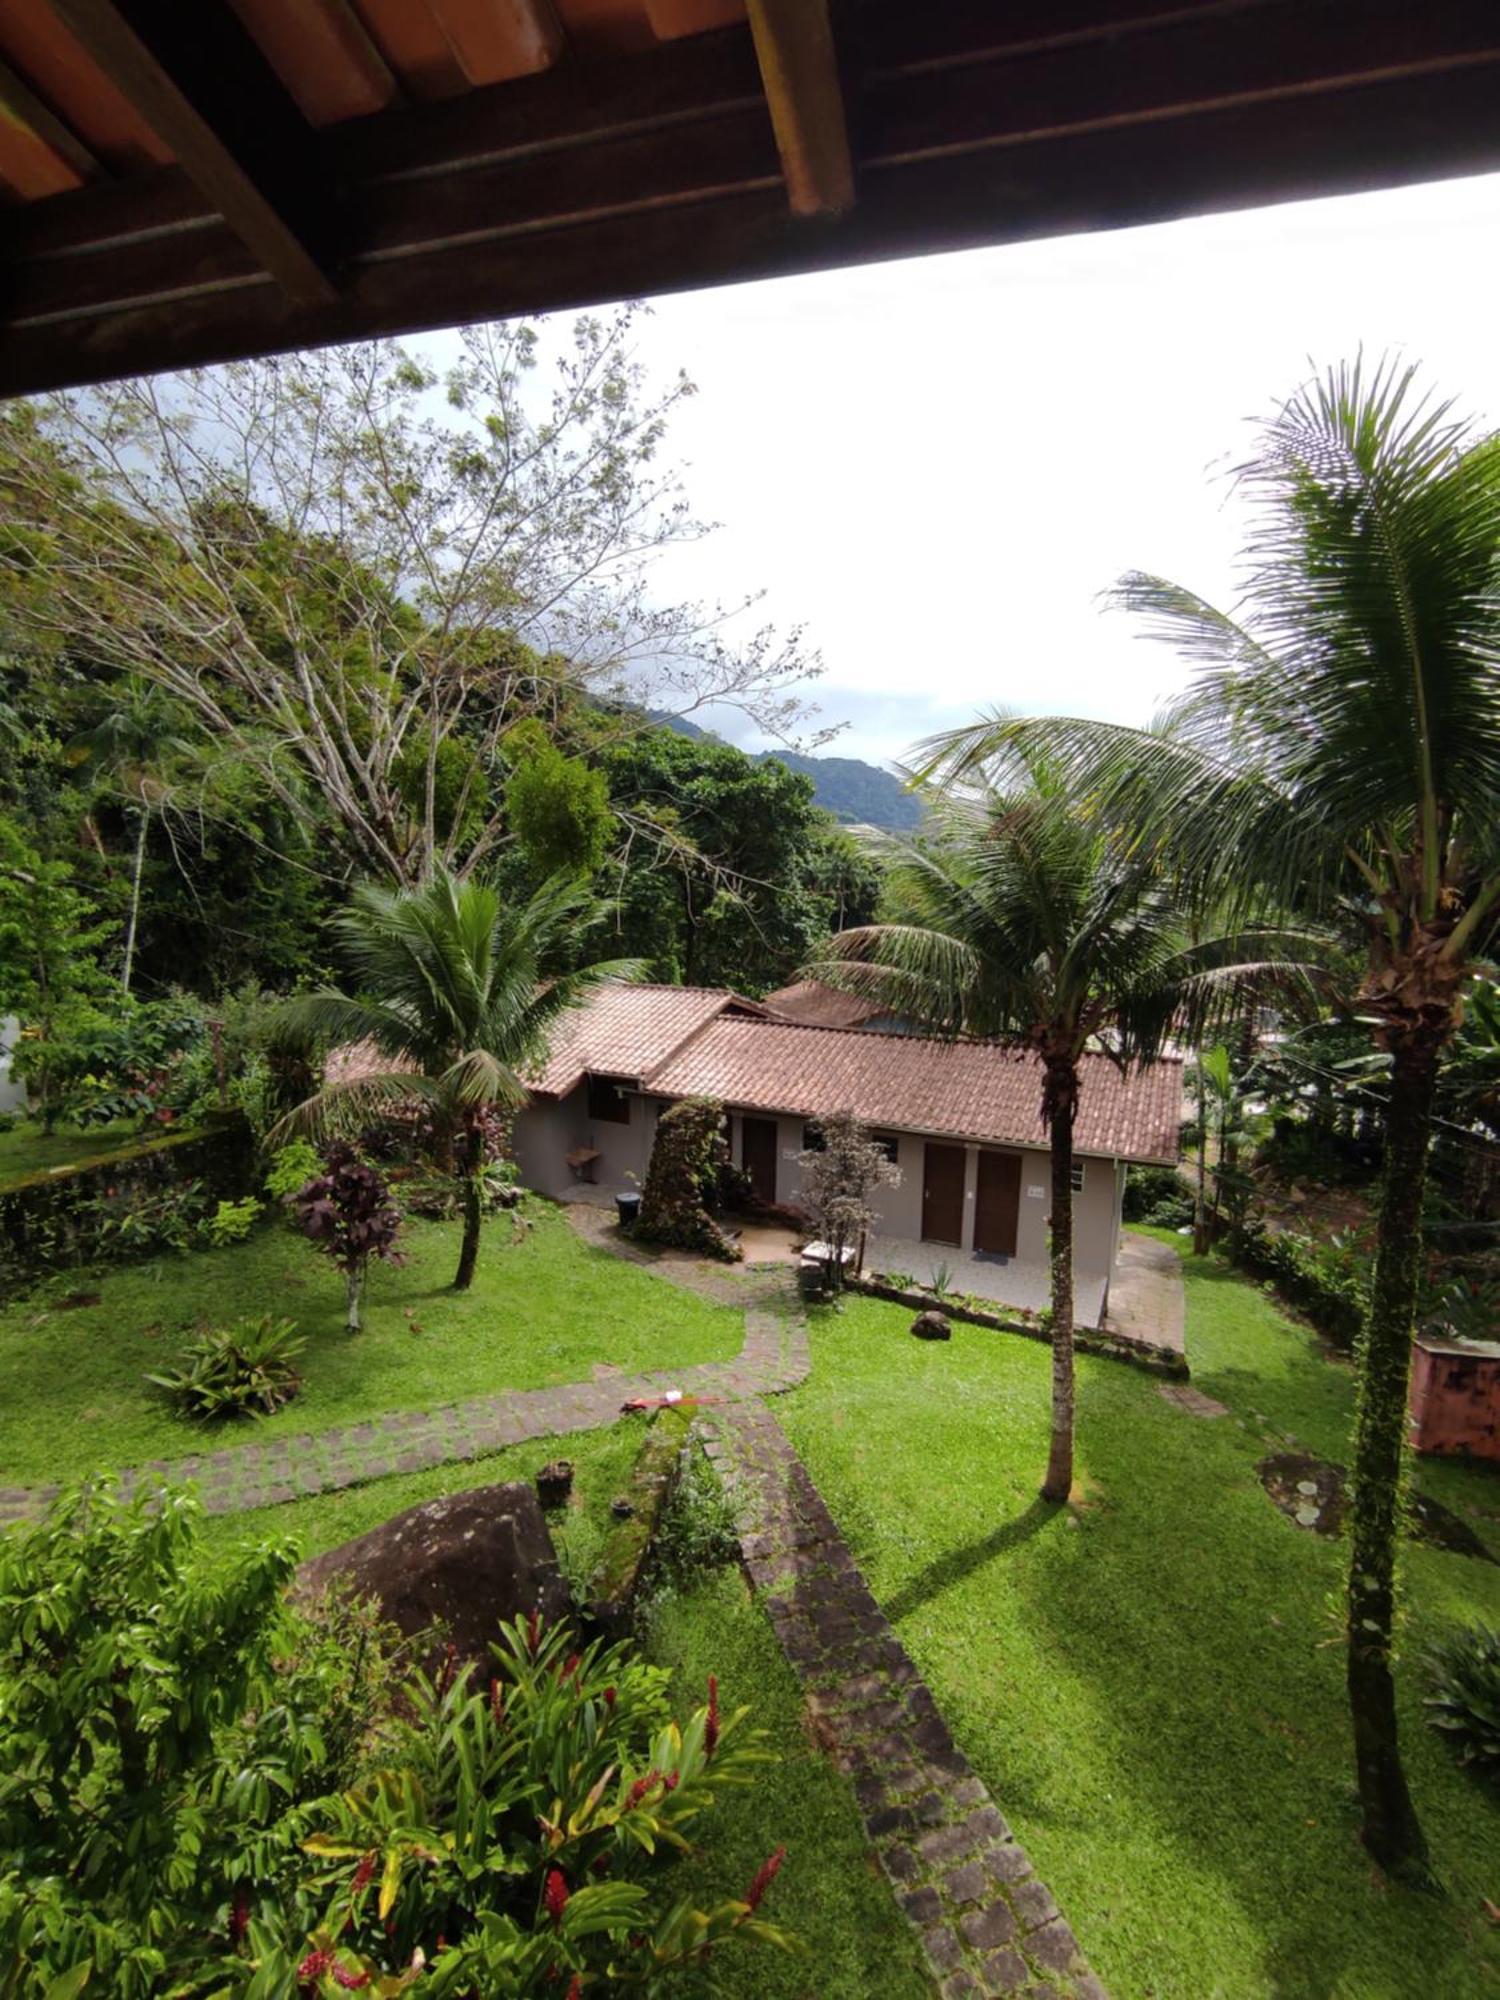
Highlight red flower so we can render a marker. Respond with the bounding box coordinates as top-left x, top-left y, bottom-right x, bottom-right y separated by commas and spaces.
229, 1888, 250, 1943
559, 1652, 581, 1682
490, 1677, 505, 1723
745, 1845, 786, 1913
603, 1685, 617, 1710
544, 1868, 570, 1930
330, 1965, 371, 1992
436, 1641, 458, 1697
566, 1977, 583, 2000
625, 1768, 661, 1809
350, 1852, 376, 1896
705, 1674, 720, 1758
527, 1608, 542, 1655
663, 1771, 679, 1793
297, 1948, 334, 1990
